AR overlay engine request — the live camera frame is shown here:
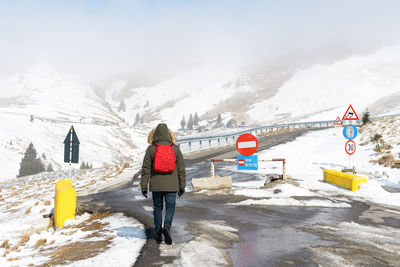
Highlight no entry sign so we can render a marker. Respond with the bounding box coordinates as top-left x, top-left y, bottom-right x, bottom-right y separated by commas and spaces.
236, 133, 258, 156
